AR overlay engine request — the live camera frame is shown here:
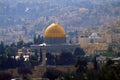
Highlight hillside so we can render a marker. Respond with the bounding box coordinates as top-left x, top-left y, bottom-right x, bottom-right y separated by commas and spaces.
0, 0, 120, 28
